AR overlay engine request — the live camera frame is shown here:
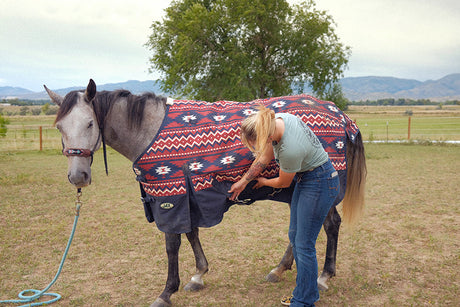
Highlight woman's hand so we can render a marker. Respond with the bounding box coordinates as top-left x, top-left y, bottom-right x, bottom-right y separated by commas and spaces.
228, 179, 247, 201
253, 177, 268, 189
